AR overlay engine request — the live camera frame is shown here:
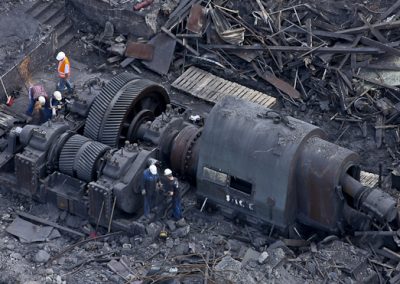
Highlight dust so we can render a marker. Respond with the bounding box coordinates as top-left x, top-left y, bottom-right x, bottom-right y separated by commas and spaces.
18, 56, 32, 87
